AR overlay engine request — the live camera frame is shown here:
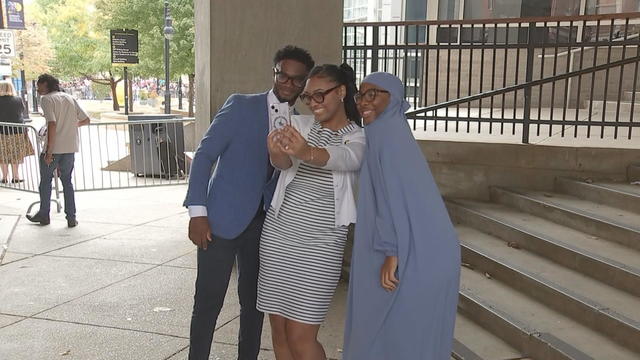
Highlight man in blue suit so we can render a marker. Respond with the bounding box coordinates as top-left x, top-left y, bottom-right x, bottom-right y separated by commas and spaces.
184, 45, 315, 360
